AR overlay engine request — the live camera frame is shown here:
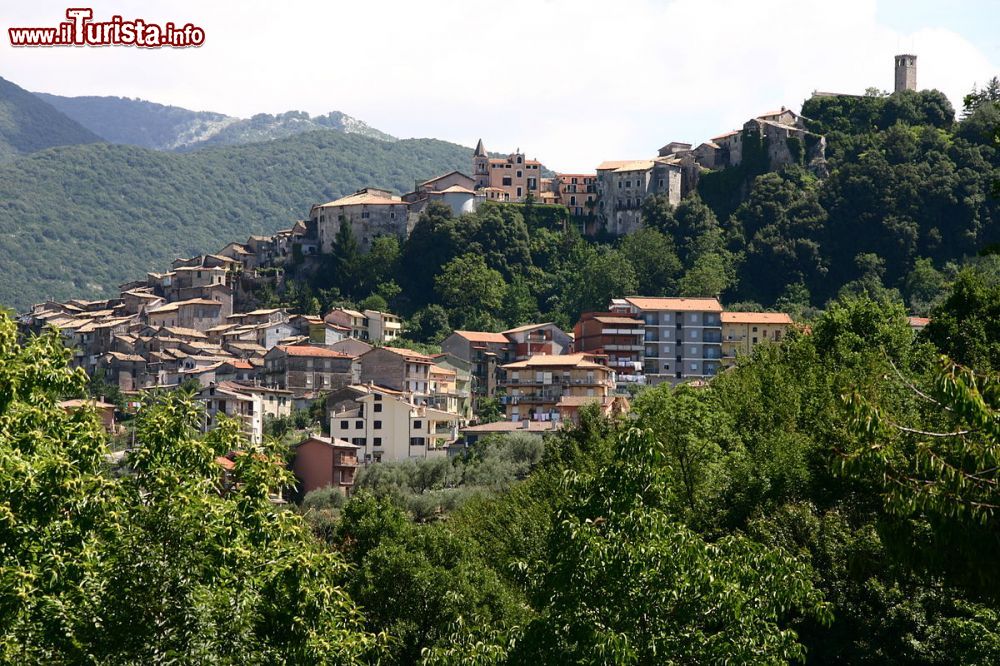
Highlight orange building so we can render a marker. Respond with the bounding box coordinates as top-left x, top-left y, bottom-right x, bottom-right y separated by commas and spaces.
473, 139, 543, 202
